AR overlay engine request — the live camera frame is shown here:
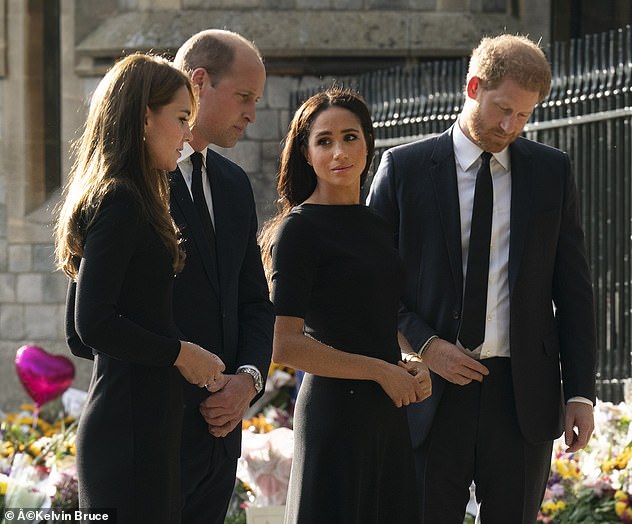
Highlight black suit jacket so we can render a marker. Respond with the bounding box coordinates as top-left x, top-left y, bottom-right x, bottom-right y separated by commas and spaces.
368, 126, 596, 446
169, 148, 274, 458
